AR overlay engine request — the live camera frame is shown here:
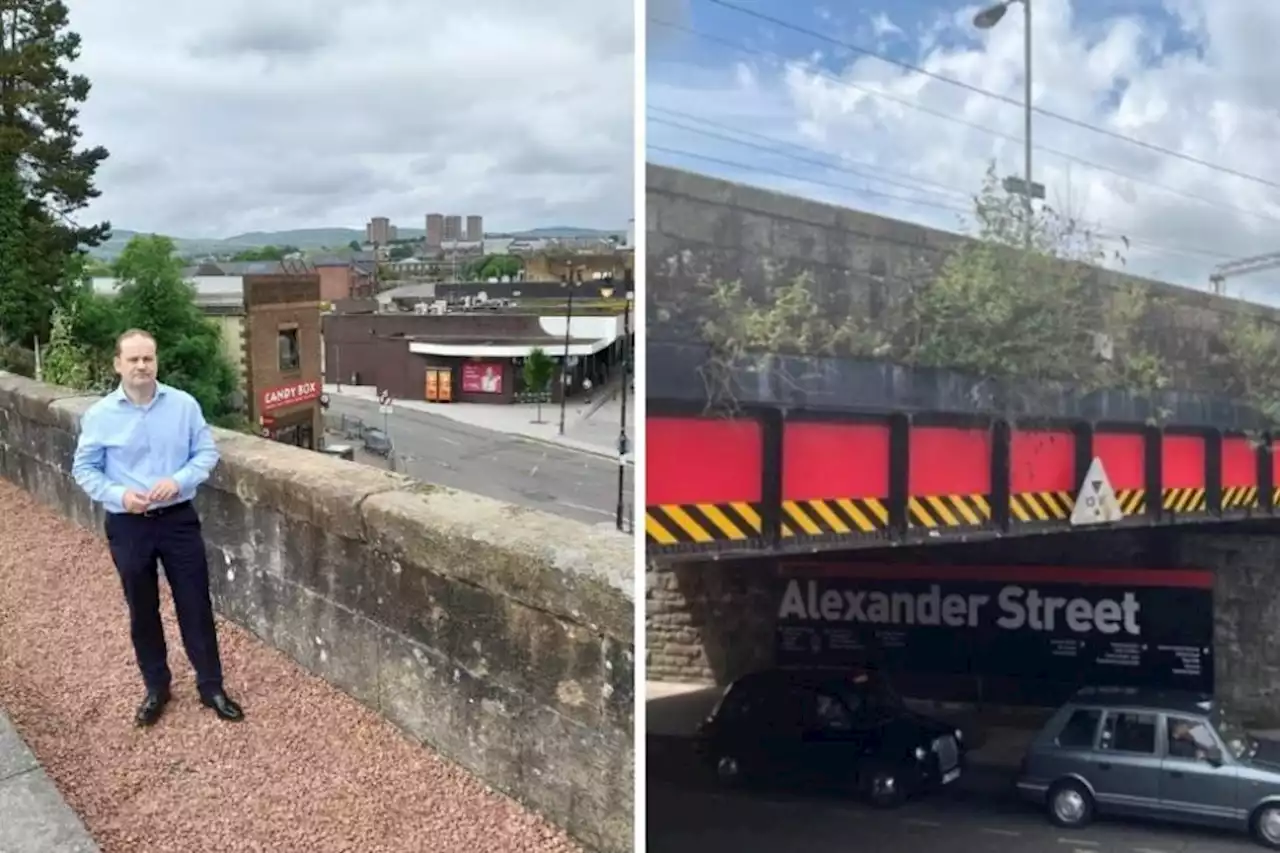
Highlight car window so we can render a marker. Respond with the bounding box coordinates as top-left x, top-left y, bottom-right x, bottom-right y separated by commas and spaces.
814, 691, 854, 731
1054, 707, 1102, 749
1099, 711, 1158, 754
1167, 716, 1219, 762
716, 684, 759, 723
